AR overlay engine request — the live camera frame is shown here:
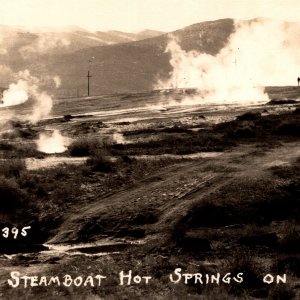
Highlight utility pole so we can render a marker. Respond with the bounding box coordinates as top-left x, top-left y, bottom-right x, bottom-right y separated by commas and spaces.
87, 70, 92, 96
